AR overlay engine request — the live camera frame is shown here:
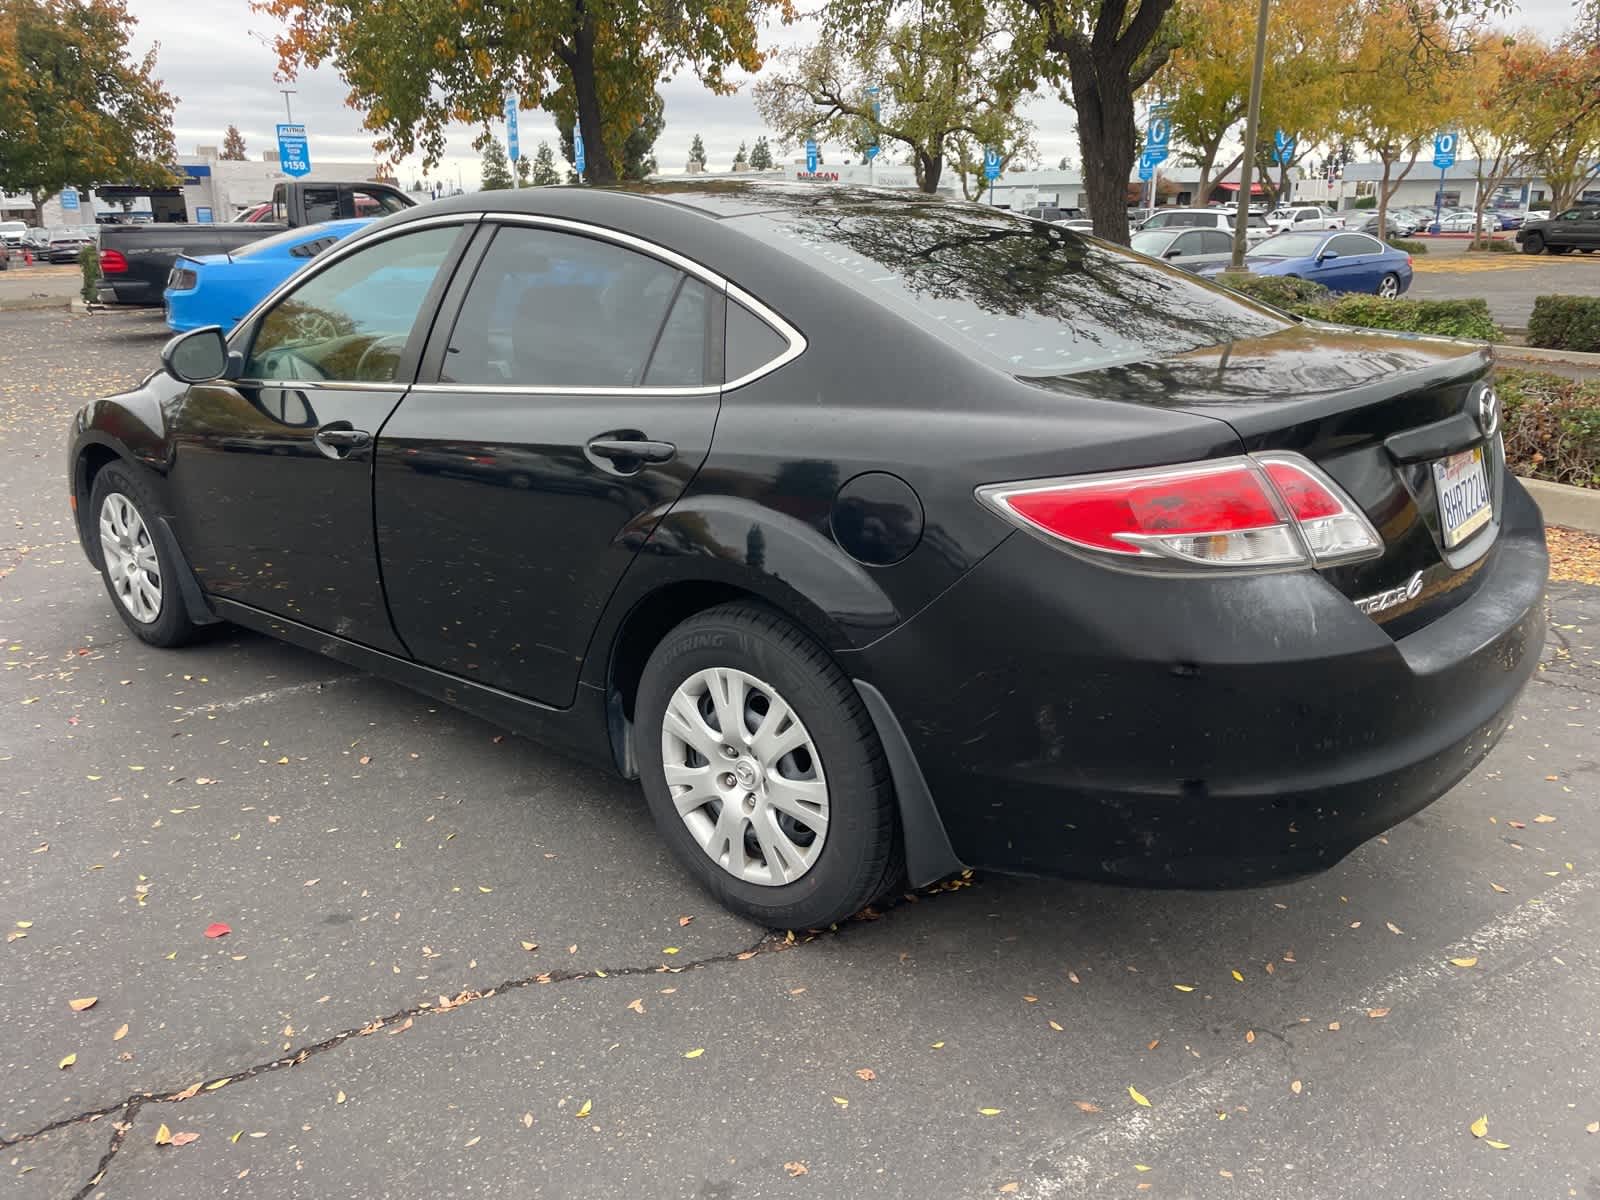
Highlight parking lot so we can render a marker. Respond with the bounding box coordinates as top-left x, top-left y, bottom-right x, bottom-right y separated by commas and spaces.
1405, 237, 1600, 327
3, 306, 1600, 1199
